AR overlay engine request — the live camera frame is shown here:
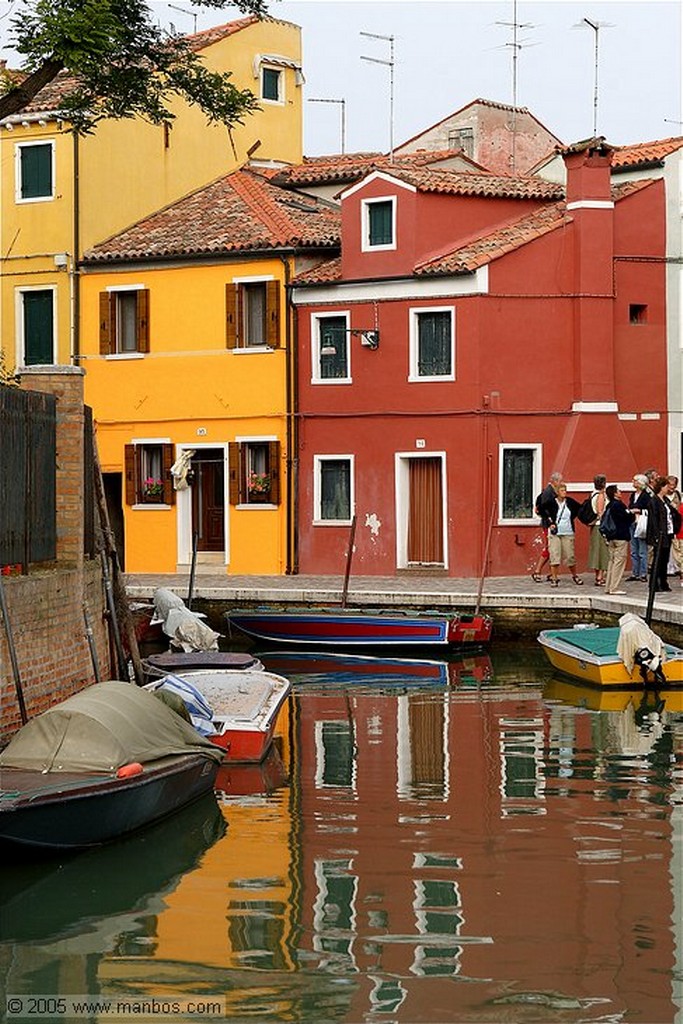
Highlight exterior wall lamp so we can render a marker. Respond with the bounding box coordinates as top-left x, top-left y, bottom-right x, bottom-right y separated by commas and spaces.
321, 329, 380, 356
